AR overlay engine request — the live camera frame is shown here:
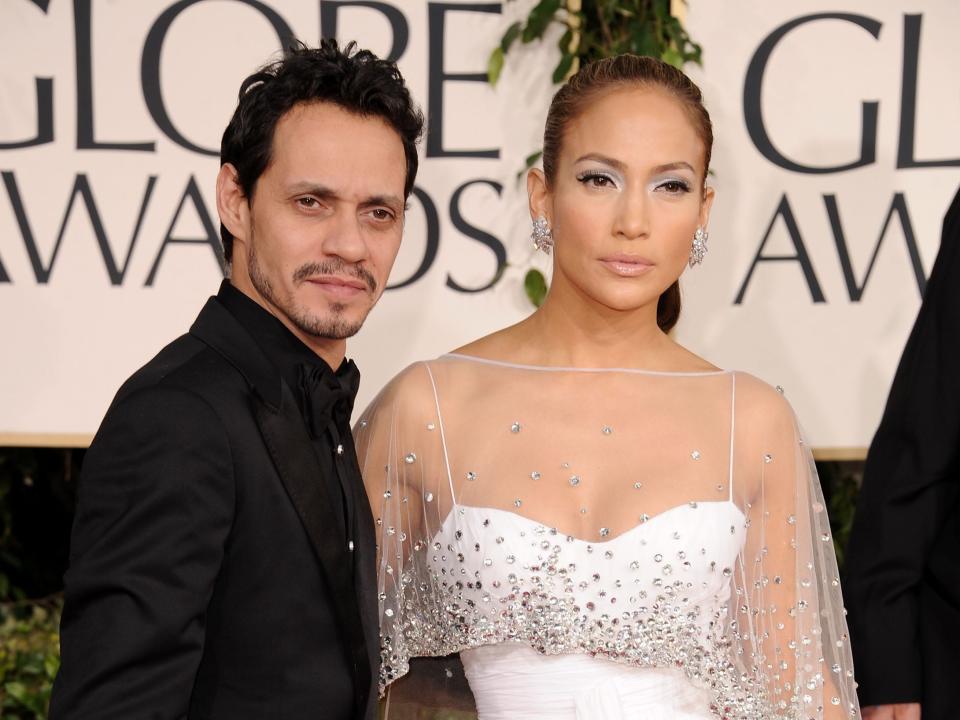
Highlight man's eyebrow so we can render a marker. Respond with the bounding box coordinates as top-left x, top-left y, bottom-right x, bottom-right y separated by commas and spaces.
287, 184, 405, 210
360, 194, 405, 211
287, 182, 338, 198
